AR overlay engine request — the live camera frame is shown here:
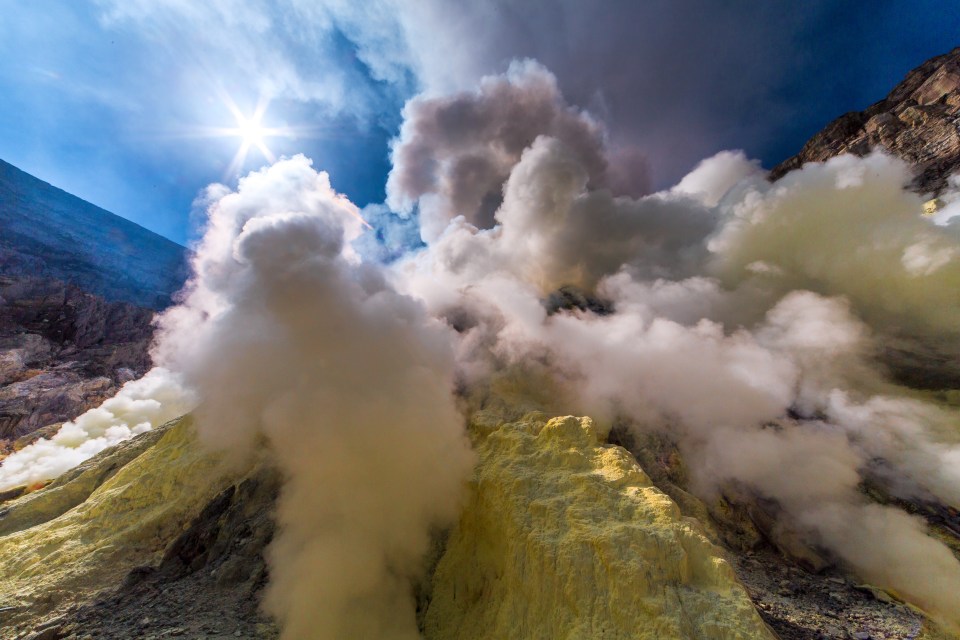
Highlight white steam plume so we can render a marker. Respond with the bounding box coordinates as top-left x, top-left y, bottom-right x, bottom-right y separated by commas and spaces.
392, 65, 960, 630
671, 149, 764, 207
0, 368, 193, 491
707, 152, 960, 337
152, 155, 474, 639
396, 136, 715, 299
